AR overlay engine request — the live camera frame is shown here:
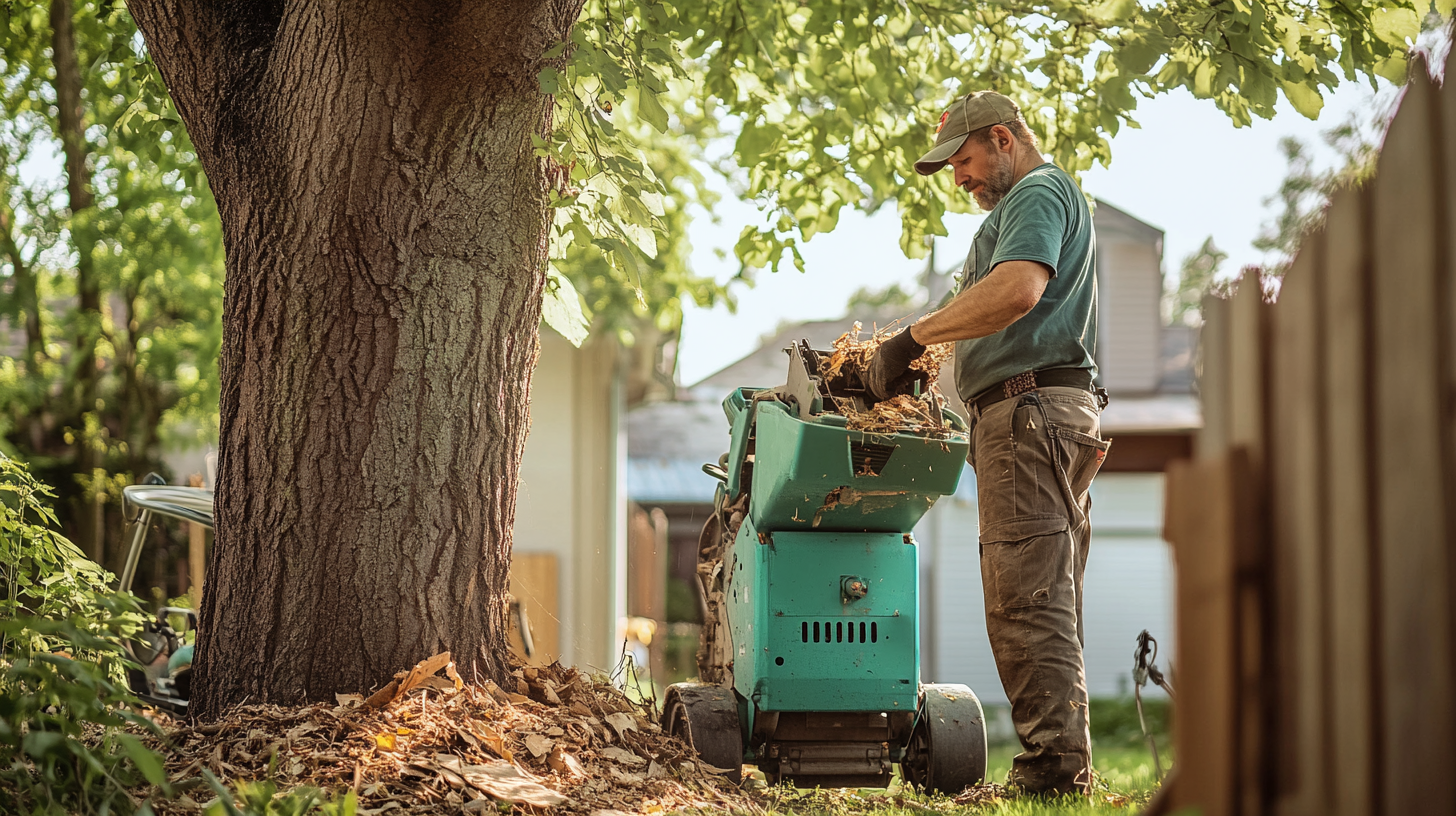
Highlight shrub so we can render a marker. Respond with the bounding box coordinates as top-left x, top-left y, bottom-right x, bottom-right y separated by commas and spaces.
0, 455, 166, 815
